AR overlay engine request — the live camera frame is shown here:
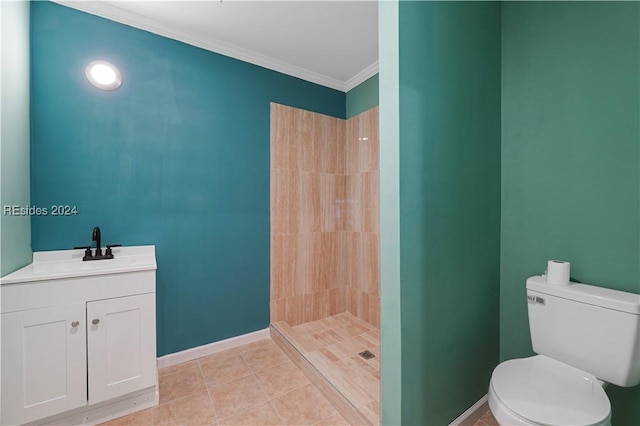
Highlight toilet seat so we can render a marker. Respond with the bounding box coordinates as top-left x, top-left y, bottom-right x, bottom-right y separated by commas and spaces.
489, 355, 611, 426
